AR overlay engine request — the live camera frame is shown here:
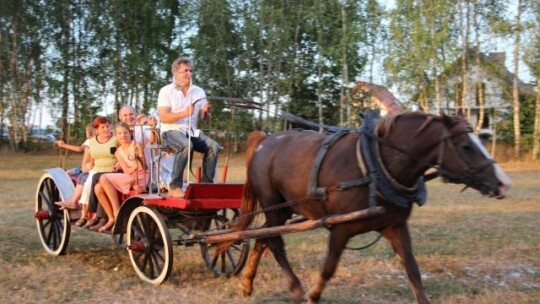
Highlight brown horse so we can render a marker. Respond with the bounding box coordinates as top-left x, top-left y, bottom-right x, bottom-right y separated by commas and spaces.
225, 112, 510, 304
